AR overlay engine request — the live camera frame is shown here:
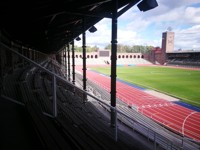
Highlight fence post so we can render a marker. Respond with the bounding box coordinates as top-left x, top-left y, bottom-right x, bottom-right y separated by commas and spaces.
114, 107, 118, 141
0, 31, 3, 95
67, 44, 71, 81
181, 136, 184, 150
82, 17, 87, 103
52, 75, 57, 117
71, 40, 75, 85
154, 132, 157, 150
